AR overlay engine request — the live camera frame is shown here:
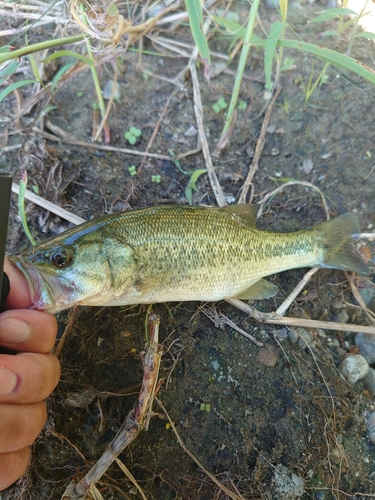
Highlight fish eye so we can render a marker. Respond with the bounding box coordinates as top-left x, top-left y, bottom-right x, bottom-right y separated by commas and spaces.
50, 248, 73, 268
